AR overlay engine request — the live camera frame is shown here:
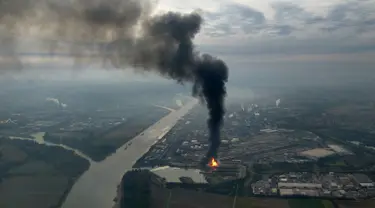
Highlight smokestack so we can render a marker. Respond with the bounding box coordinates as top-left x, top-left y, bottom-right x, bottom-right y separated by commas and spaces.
276, 99, 281, 108
0, 0, 228, 160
